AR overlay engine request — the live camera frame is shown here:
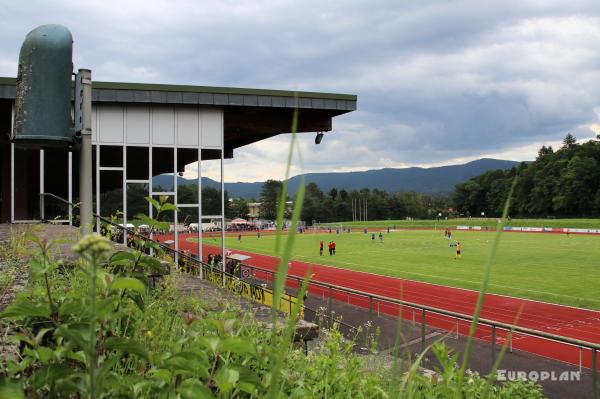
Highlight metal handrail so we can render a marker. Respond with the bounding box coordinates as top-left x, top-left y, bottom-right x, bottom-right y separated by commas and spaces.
40, 192, 75, 207
245, 264, 600, 351
39, 192, 76, 223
